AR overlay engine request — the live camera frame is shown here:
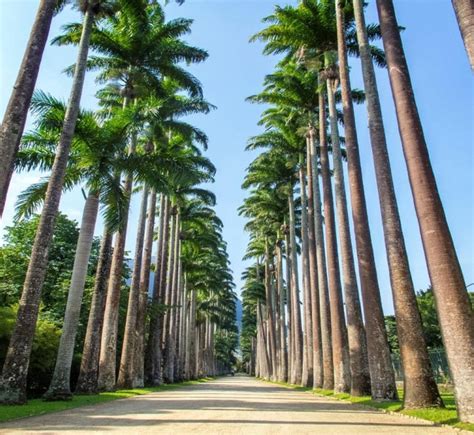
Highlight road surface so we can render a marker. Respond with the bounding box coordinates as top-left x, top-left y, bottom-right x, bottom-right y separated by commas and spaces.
0, 376, 465, 434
